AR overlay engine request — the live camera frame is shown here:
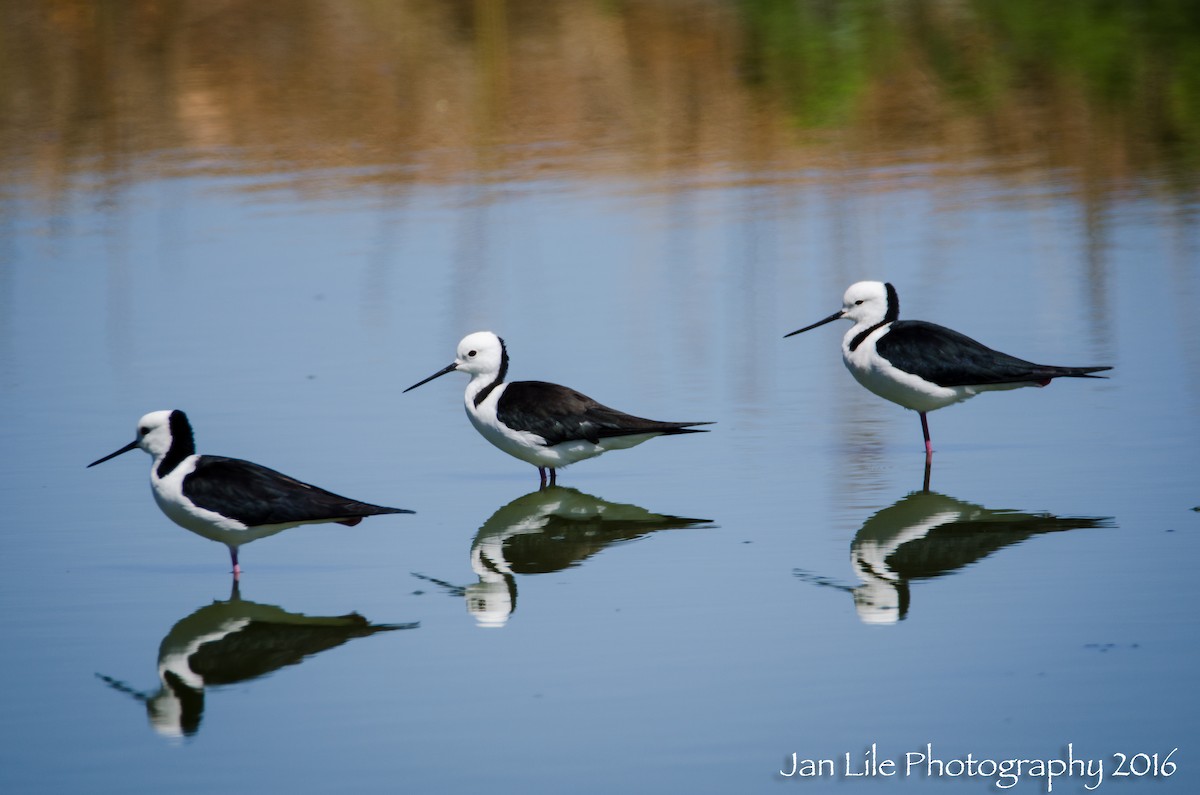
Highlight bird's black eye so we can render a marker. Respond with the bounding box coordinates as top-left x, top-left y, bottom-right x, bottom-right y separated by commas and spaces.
468, 350, 477, 357
854, 300, 865, 305
138, 427, 149, 436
